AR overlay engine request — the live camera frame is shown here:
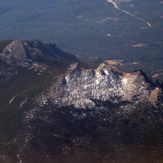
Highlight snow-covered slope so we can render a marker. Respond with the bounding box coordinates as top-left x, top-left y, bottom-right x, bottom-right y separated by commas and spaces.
49, 61, 161, 108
